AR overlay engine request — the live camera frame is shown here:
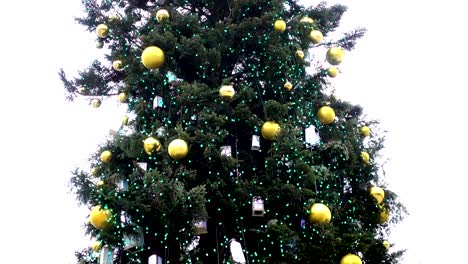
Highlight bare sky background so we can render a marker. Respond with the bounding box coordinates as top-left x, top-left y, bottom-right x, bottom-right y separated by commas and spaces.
0, 0, 466, 263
